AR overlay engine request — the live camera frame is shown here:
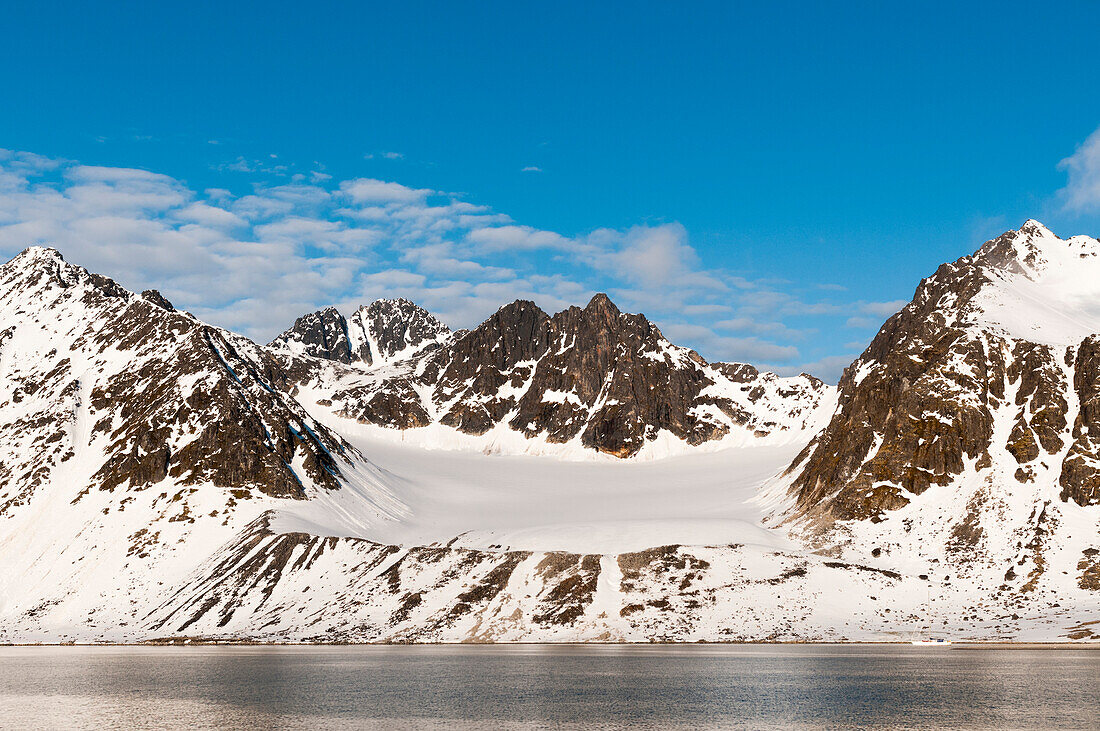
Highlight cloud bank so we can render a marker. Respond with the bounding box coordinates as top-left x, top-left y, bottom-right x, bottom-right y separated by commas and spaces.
0, 148, 896, 382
